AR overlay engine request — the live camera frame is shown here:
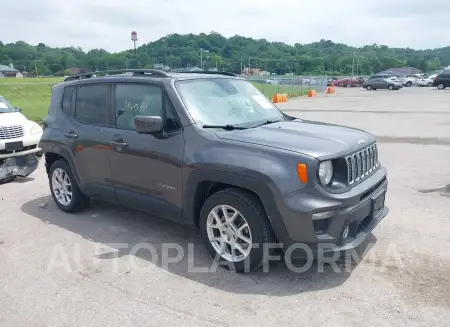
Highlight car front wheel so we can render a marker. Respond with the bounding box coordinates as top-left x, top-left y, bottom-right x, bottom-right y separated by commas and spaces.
199, 188, 276, 272
49, 159, 89, 213
366, 85, 372, 90
437, 83, 446, 90
388, 85, 394, 90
